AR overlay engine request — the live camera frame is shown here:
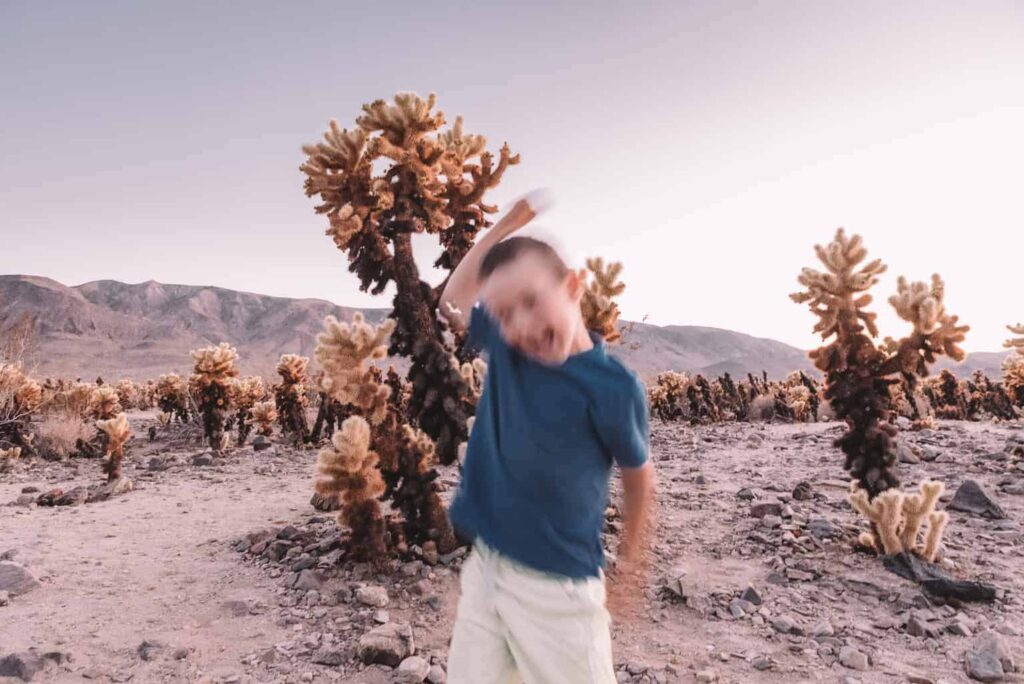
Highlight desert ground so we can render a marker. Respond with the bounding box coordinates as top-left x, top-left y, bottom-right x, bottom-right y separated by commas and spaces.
1, 413, 1022, 684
